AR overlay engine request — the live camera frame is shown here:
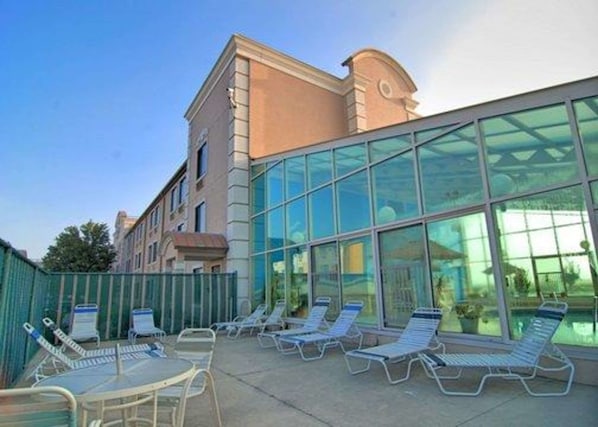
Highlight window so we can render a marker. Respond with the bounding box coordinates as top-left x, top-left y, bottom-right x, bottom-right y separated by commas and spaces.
149, 206, 160, 229
176, 223, 185, 232
147, 241, 158, 264
170, 187, 177, 212
195, 202, 206, 232
196, 143, 208, 179
178, 177, 187, 205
